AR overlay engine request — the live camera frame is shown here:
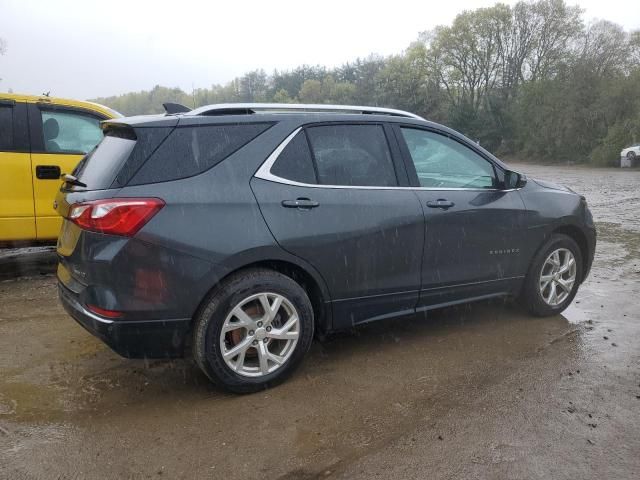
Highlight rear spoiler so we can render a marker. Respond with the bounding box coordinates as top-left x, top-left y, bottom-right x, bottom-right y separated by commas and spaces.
163, 102, 191, 114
